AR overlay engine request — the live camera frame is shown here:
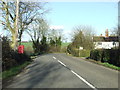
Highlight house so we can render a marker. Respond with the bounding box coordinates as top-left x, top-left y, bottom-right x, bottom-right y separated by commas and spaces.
93, 29, 119, 49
